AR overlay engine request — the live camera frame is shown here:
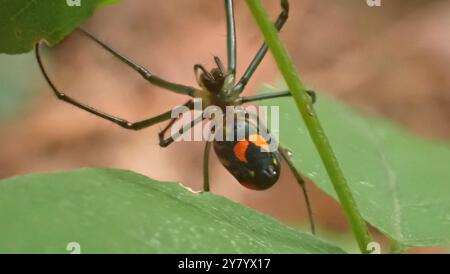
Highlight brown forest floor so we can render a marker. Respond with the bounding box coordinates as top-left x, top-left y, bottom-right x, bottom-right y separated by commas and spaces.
1, 0, 450, 253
